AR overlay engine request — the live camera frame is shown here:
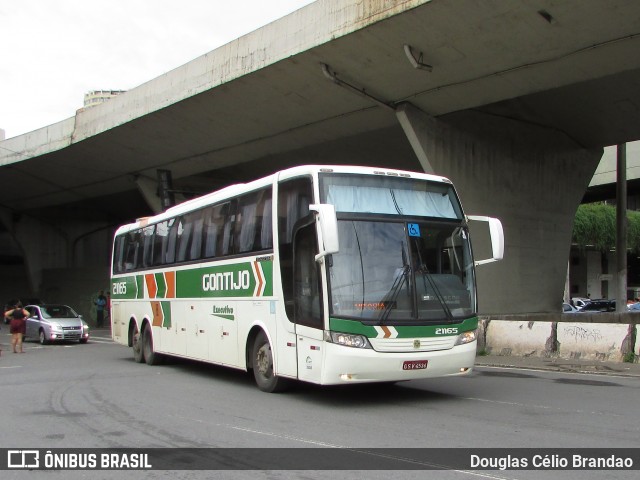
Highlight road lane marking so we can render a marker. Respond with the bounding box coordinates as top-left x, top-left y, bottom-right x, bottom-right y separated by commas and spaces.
224, 424, 520, 480
460, 394, 625, 418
